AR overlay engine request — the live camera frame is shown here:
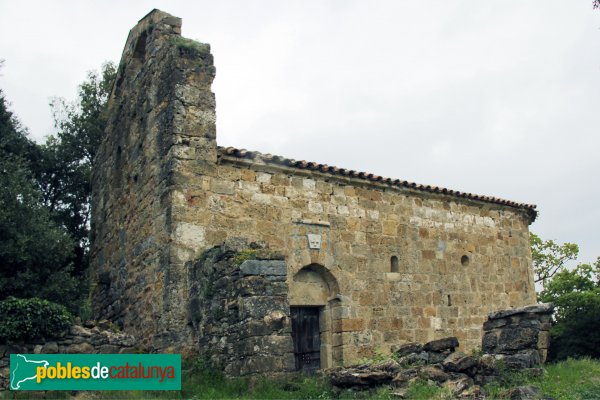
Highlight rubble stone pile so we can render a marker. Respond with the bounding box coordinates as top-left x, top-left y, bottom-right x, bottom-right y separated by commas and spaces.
328, 304, 553, 398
